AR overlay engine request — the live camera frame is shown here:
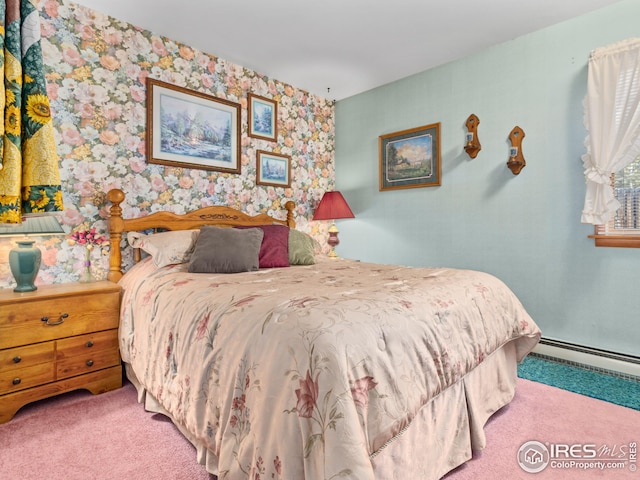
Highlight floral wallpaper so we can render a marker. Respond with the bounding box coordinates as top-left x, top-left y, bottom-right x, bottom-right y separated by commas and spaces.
0, 0, 335, 289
